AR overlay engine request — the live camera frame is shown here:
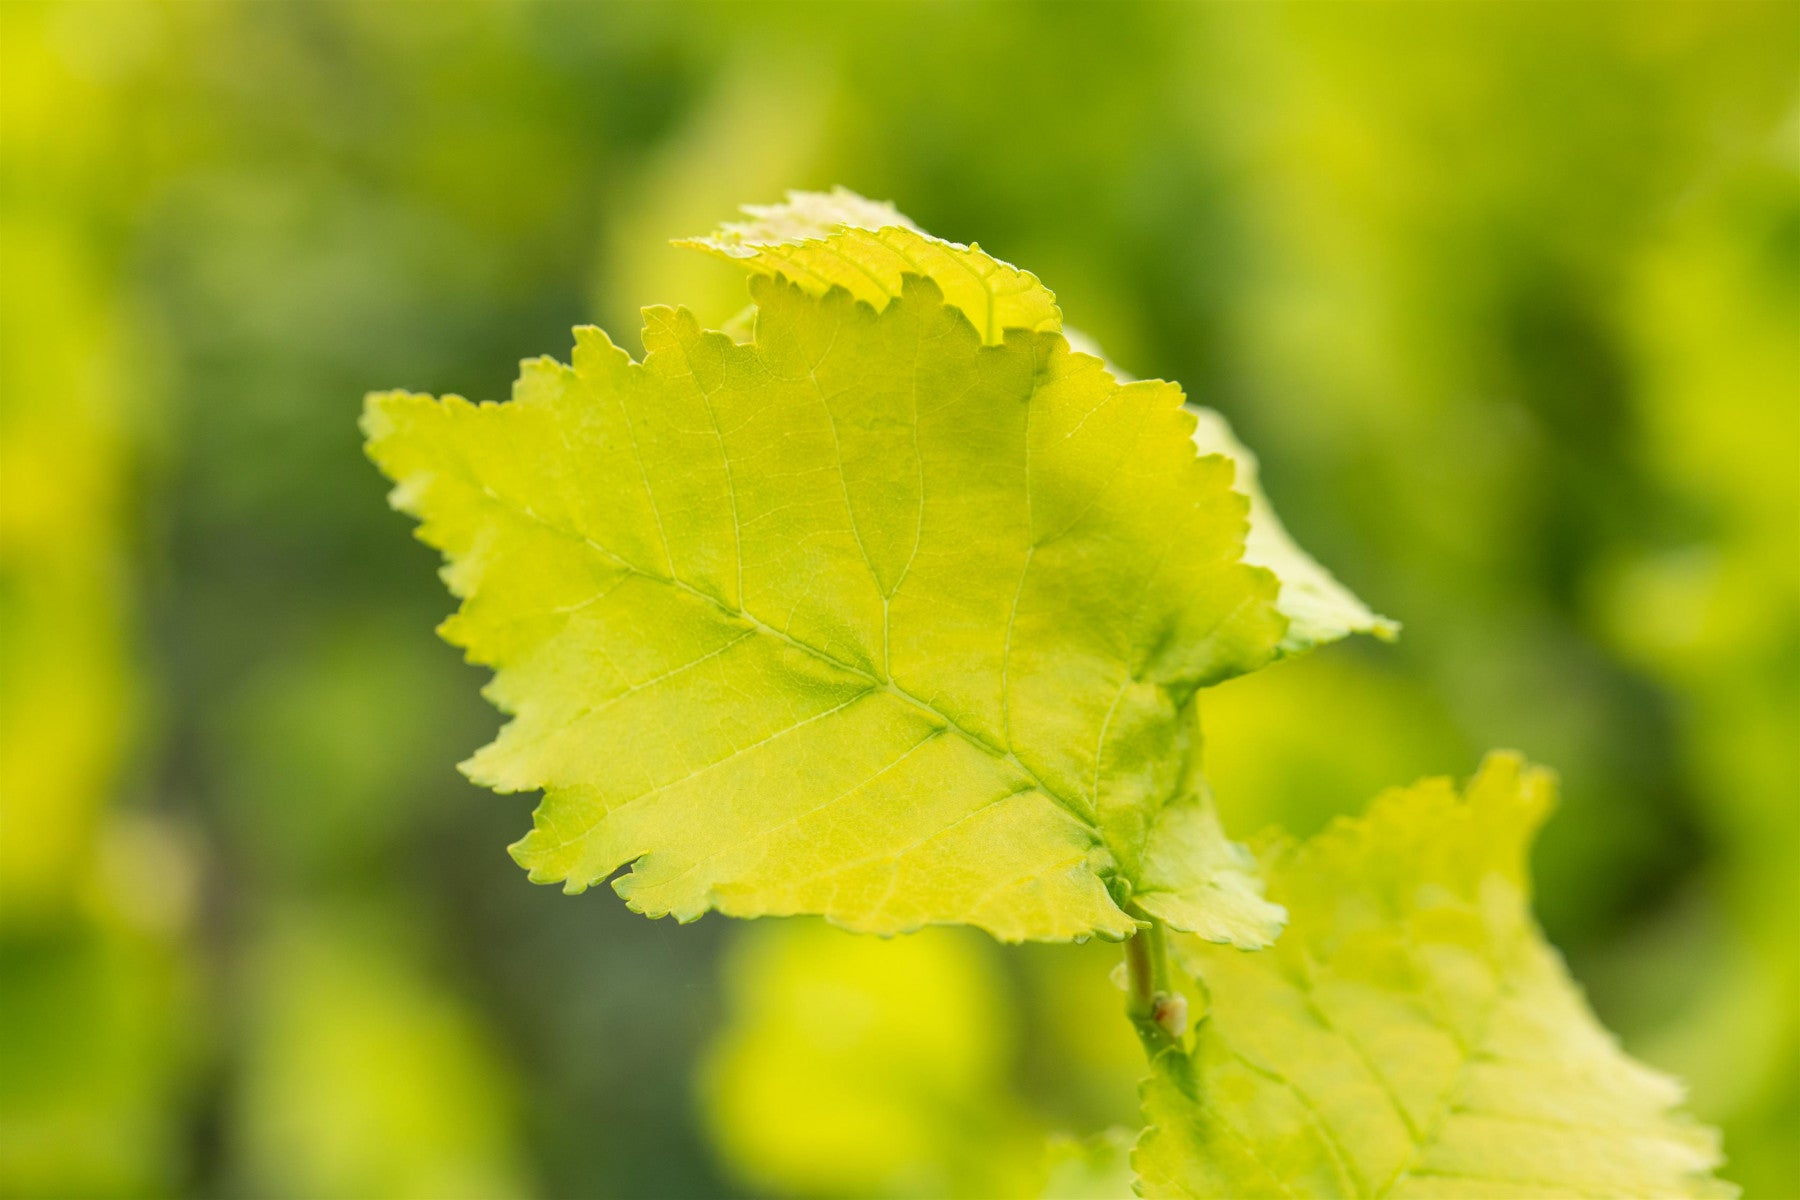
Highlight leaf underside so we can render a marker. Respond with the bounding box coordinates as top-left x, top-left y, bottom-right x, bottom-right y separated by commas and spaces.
363, 190, 1386, 944
1188, 408, 1398, 656
1133, 752, 1735, 1199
